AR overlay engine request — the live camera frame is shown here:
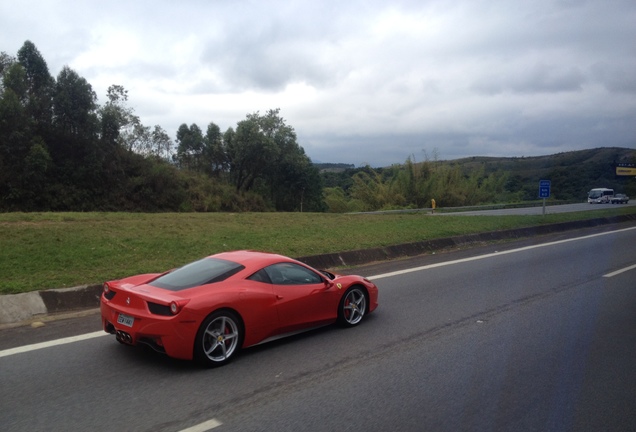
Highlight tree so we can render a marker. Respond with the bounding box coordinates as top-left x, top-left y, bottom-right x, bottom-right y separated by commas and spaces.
16, 41, 54, 134
0, 52, 16, 93
225, 109, 324, 210
49, 65, 102, 208
175, 123, 204, 171
99, 85, 173, 160
53, 66, 97, 138
0, 63, 32, 208
1, 62, 28, 102
227, 115, 277, 191
100, 84, 136, 149
20, 136, 53, 209
349, 168, 399, 210
204, 122, 226, 176
150, 125, 173, 159
273, 154, 325, 211
123, 120, 152, 154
